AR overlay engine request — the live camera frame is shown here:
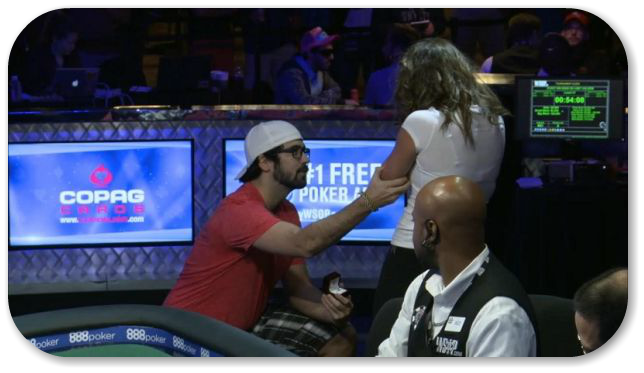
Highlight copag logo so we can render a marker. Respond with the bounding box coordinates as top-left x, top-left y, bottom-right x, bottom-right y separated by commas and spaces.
59, 164, 145, 216
90, 164, 113, 188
